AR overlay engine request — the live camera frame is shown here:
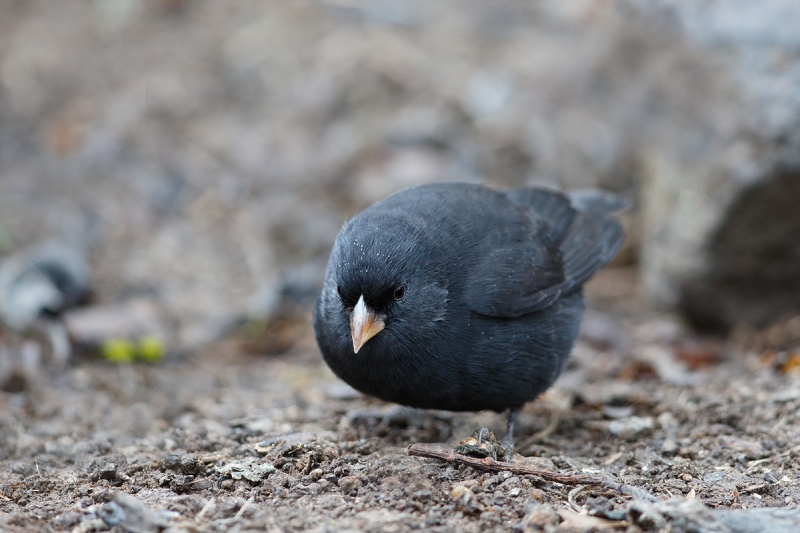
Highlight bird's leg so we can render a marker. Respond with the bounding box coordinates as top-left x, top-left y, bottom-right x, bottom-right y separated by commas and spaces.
476, 427, 490, 447
501, 407, 520, 454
